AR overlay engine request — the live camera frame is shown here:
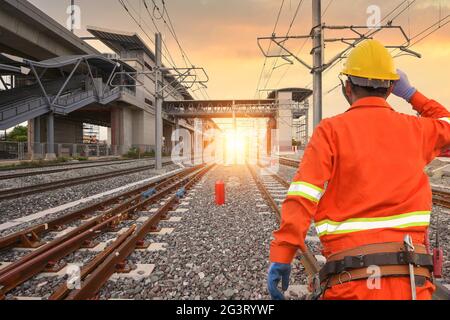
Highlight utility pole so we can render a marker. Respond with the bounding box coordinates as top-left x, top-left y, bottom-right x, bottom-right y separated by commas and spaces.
70, 0, 75, 33
312, 0, 323, 129
257, 0, 421, 134
155, 33, 163, 170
